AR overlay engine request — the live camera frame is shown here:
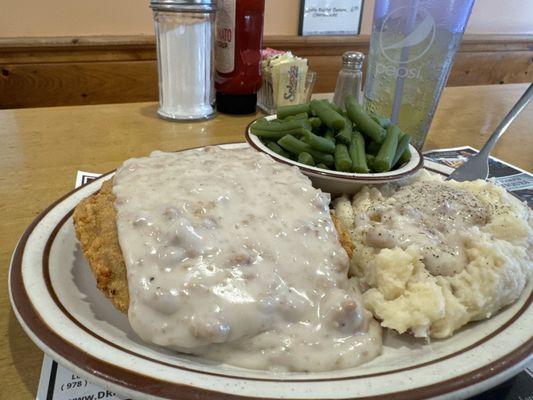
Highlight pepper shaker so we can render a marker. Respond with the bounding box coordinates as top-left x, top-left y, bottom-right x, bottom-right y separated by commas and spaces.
333, 51, 365, 110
